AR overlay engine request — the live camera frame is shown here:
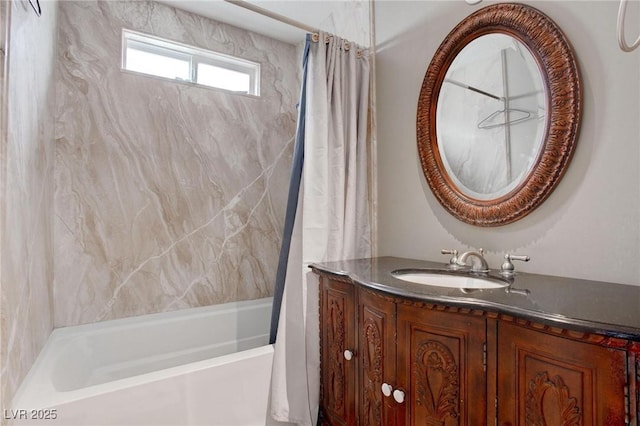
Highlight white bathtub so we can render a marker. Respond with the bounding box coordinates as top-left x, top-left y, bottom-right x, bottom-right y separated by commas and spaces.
12, 298, 274, 426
